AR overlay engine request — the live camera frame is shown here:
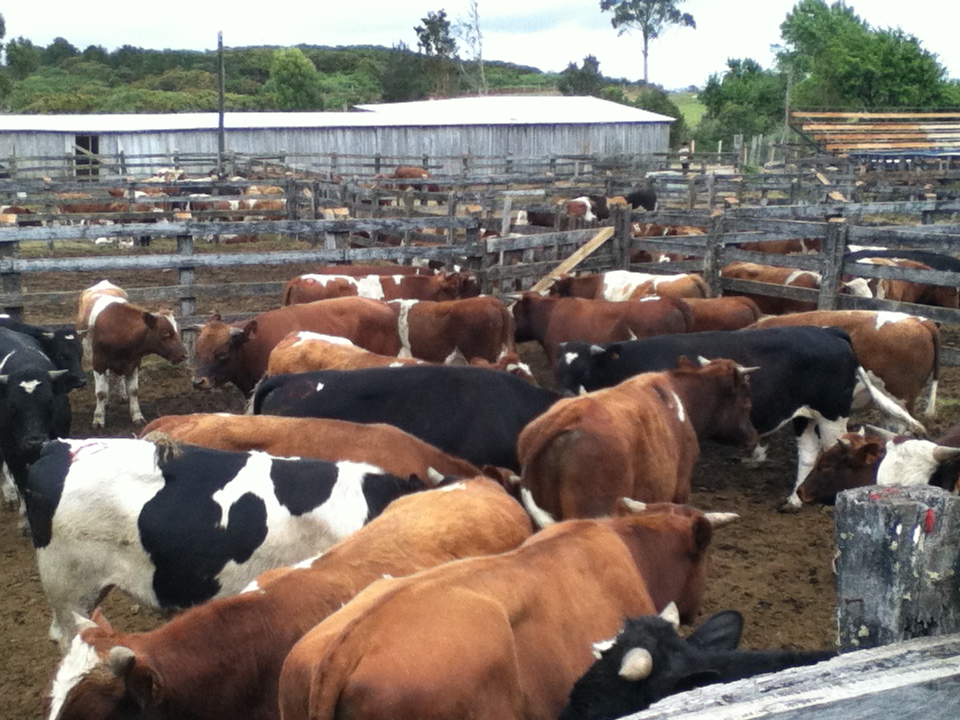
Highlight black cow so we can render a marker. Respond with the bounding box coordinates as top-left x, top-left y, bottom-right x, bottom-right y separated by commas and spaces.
625, 187, 658, 212
25, 436, 428, 649
556, 327, 864, 510
253, 365, 562, 471
0, 327, 75, 493
0, 315, 86, 389
560, 606, 836, 720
